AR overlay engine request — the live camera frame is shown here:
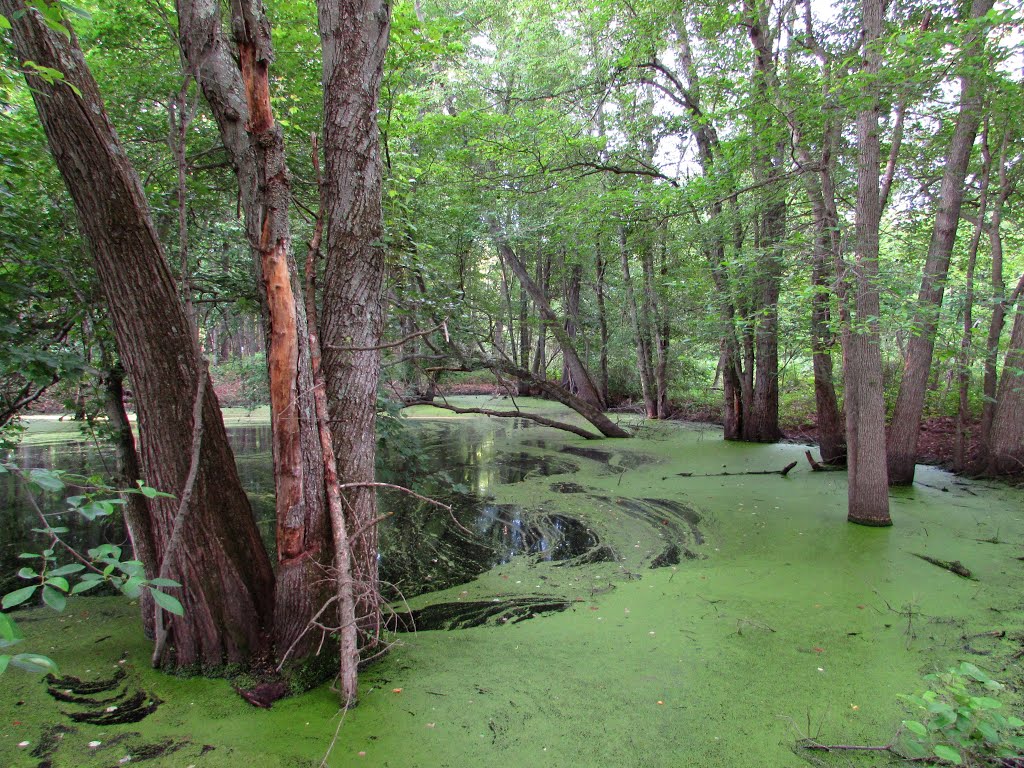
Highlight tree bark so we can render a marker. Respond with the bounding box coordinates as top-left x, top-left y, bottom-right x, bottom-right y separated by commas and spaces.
845, 0, 891, 526
886, 0, 995, 485
2, 0, 276, 665
987, 302, 1024, 475
594, 237, 611, 404
317, 0, 392, 644
175, 0, 332, 659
